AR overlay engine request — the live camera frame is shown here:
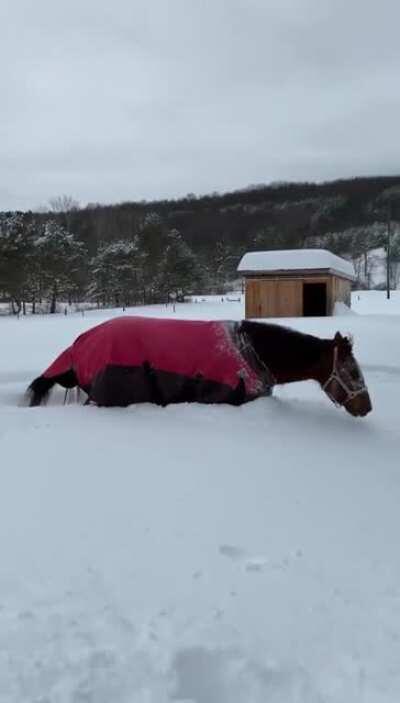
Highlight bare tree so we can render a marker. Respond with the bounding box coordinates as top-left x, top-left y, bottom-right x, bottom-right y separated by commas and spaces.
48, 195, 80, 213
48, 195, 80, 233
